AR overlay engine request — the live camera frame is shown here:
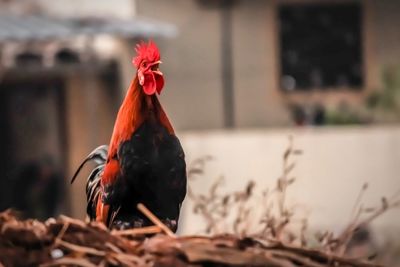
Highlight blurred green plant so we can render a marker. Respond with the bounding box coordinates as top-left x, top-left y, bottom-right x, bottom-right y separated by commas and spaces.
325, 101, 368, 125
366, 65, 400, 120
325, 108, 365, 125
321, 66, 400, 125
